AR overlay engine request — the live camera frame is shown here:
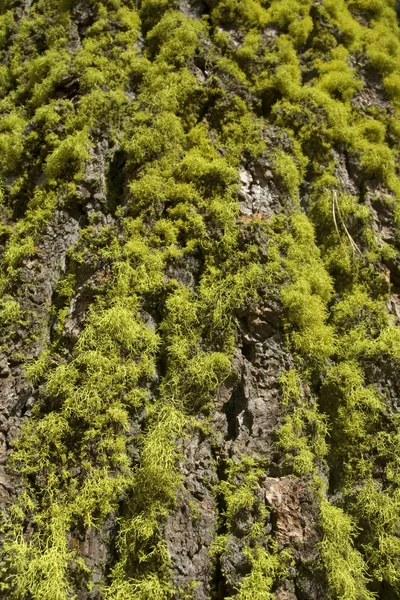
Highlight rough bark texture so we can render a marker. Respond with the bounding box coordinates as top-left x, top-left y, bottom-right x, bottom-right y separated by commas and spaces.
1, 0, 400, 599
